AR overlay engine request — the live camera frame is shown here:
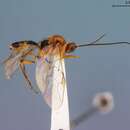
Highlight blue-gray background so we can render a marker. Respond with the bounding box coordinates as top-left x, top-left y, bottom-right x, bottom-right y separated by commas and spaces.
0, 0, 130, 130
